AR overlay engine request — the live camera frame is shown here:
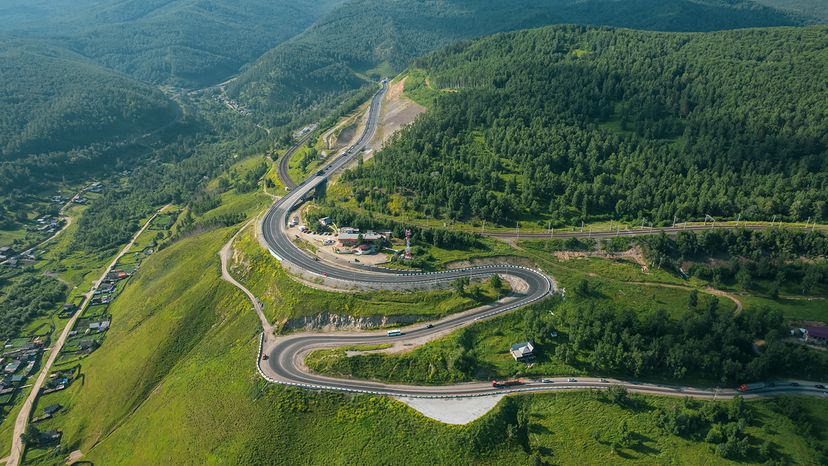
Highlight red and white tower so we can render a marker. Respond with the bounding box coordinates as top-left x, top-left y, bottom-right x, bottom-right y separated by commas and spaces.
404, 229, 412, 261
